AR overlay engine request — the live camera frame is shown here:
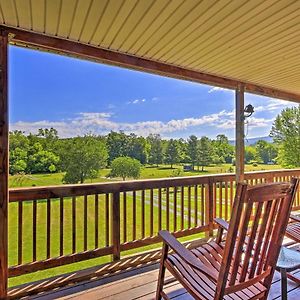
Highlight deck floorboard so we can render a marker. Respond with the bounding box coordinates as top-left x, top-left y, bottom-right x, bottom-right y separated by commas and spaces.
29, 263, 300, 300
